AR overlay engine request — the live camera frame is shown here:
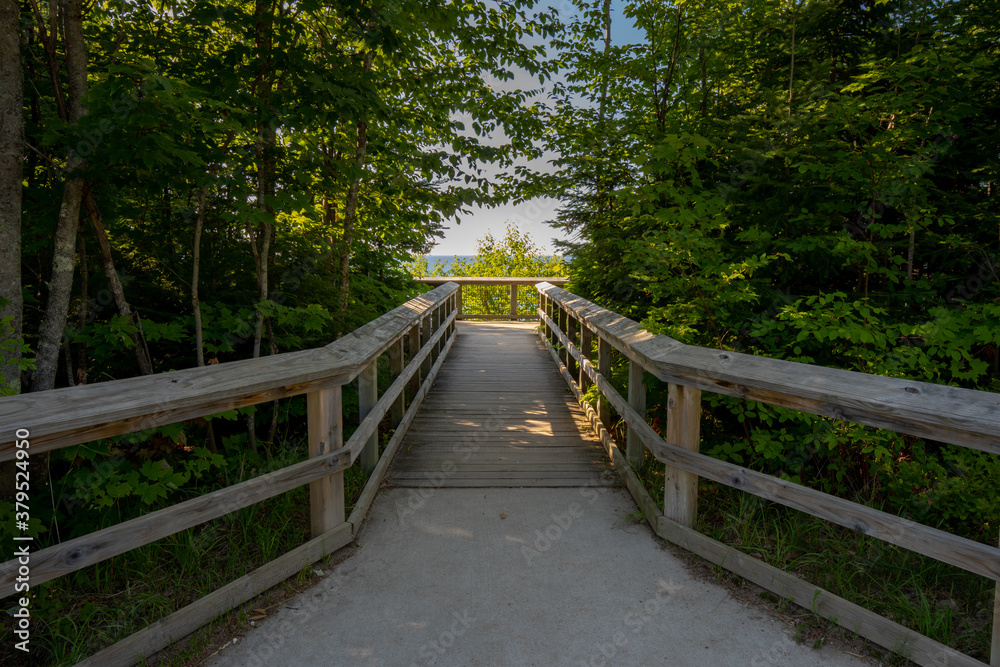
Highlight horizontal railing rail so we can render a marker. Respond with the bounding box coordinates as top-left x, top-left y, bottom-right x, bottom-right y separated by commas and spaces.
414, 276, 568, 321
0, 282, 461, 666
536, 281, 1000, 667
